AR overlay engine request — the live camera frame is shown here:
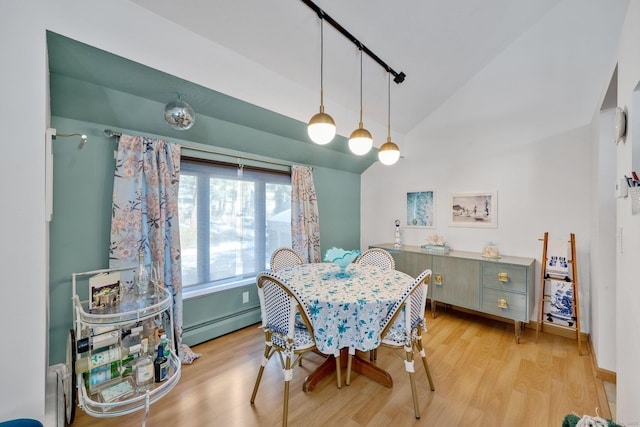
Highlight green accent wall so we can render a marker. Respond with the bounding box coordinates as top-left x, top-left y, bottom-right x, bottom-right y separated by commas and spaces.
47, 31, 379, 175
47, 32, 366, 364
48, 115, 362, 364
